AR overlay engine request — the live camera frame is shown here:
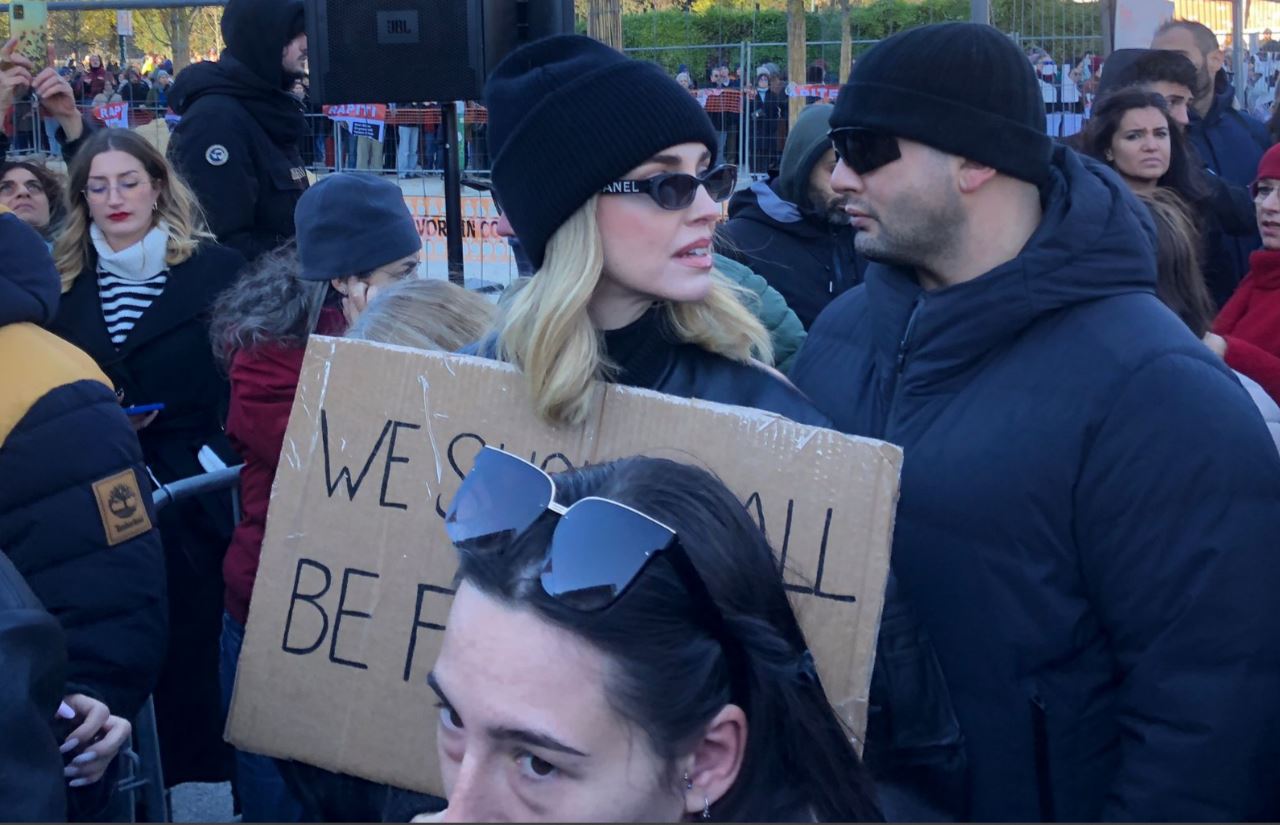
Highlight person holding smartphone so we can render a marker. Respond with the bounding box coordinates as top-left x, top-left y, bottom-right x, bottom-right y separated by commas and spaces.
47, 128, 245, 788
